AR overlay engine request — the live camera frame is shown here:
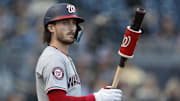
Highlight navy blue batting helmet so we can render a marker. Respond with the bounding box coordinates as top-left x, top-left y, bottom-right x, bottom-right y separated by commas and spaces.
43, 3, 85, 42
44, 3, 85, 27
